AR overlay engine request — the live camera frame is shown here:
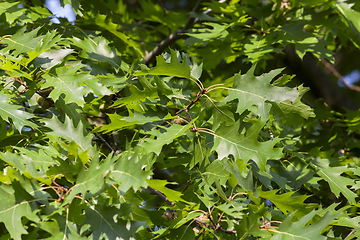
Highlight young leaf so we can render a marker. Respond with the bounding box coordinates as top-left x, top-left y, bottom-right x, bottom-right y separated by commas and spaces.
147, 179, 184, 204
